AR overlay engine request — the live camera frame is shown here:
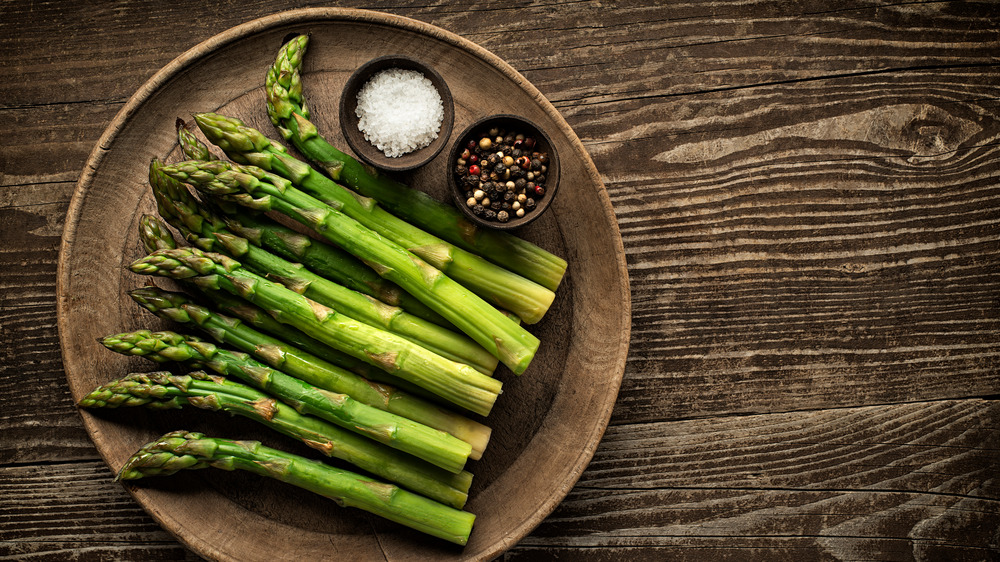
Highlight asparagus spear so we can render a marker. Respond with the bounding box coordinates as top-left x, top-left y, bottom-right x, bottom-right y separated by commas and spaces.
221, 208, 451, 325
129, 286, 491, 459
157, 159, 538, 375
177, 119, 450, 328
267, 35, 567, 292
147, 160, 496, 374
193, 285, 442, 398
134, 213, 449, 402
81, 370, 471, 508
118, 430, 475, 545
195, 112, 555, 325
129, 247, 504, 414
134, 214, 385, 383
176, 117, 220, 161
102, 329, 471, 473
139, 214, 177, 252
